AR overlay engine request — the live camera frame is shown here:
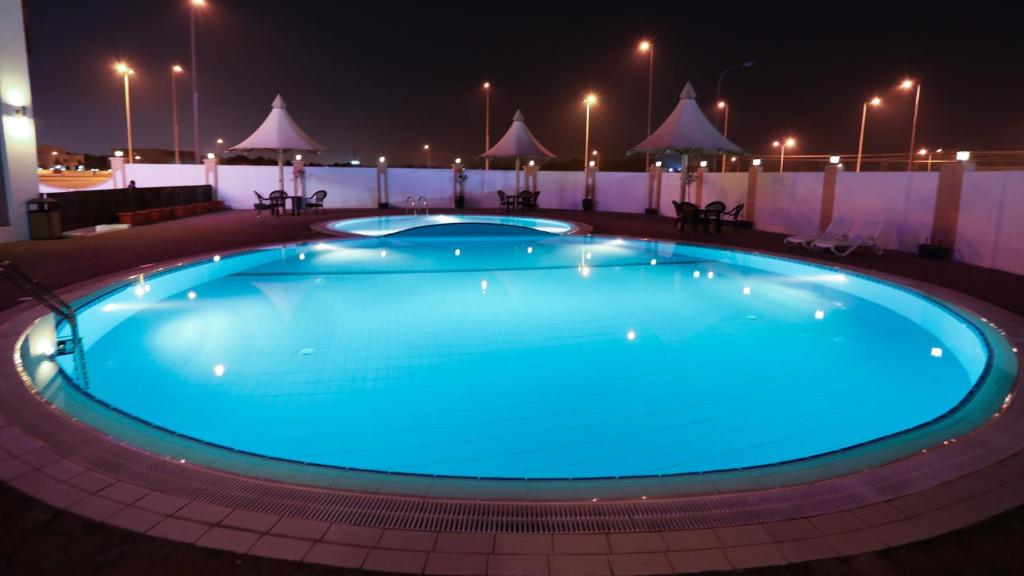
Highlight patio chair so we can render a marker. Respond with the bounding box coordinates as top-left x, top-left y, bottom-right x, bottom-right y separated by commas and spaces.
784, 215, 852, 248
722, 203, 745, 224
497, 190, 515, 211
253, 191, 280, 217
812, 220, 885, 256
672, 200, 702, 234
268, 190, 289, 217
703, 201, 726, 234
529, 191, 541, 212
518, 190, 533, 211
305, 190, 327, 213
